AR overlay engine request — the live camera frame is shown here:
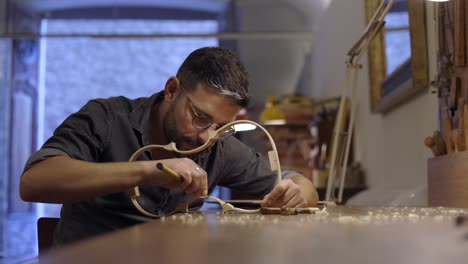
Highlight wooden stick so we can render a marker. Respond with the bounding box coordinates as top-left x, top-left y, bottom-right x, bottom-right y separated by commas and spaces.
454, 0, 466, 67
433, 131, 447, 155
451, 130, 460, 153
259, 207, 319, 215
440, 98, 453, 154
156, 163, 183, 183
260, 207, 282, 215
458, 98, 465, 151
444, 117, 453, 155
464, 104, 468, 149
450, 77, 460, 110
